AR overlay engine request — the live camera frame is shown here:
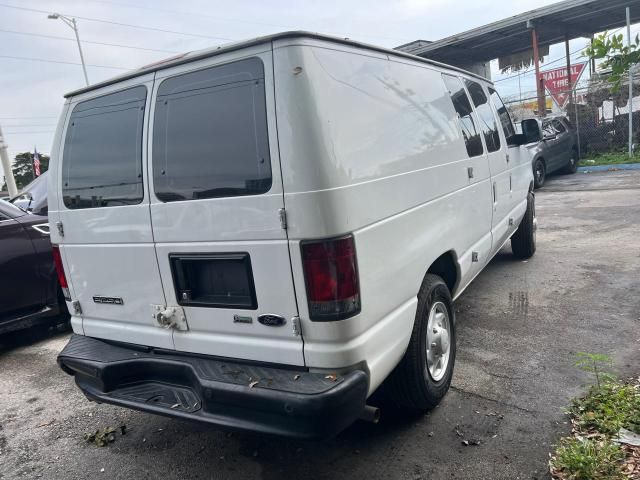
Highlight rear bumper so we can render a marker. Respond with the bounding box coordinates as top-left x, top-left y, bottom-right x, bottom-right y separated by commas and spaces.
57, 334, 368, 439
